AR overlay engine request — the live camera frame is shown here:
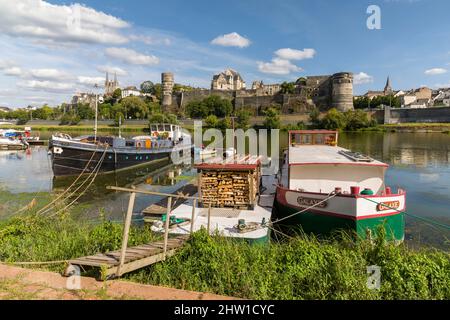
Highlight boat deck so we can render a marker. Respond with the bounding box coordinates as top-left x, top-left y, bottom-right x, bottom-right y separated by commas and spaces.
288, 145, 388, 167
